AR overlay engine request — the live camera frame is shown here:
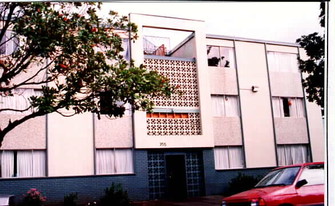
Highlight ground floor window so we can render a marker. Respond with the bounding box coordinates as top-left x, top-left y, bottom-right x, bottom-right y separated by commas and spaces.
277, 144, 311, 166
95, 149, 134, 175
214, 146, 244, 170
0, 150, 46, 178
